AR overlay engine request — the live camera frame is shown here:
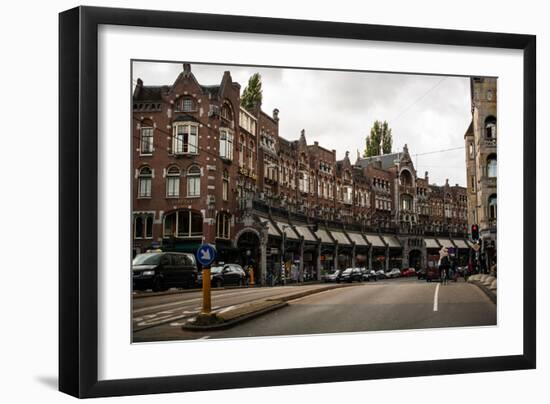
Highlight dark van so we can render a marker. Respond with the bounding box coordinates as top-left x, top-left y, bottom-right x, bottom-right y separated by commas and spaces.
132, 252, 198, 292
